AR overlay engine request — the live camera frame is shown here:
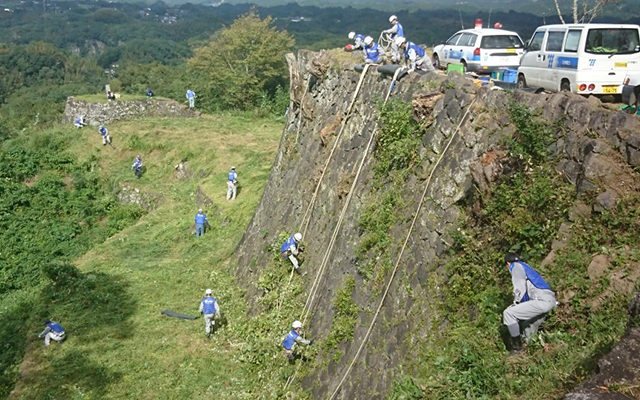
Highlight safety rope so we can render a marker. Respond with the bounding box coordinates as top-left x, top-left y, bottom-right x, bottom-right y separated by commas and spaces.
302, 66, 404, 324
328, 96, 478, 400
277, 64, 374, 318
299, 63, 374, 238
284, 66, 403, 393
